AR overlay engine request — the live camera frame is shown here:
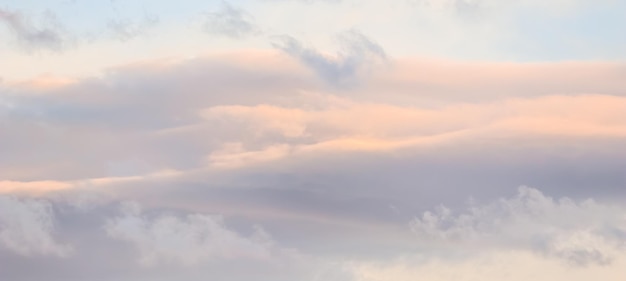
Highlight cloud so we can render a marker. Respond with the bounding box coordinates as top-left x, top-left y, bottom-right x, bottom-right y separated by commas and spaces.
0, 51, 310, 181
329, 186, 626, 281
208, 143, 293, 169
0, 9, 69, 52
107, 14, 159, 42
200, 93, 626, 170
1, 54, 625, 230
203, 2, 258, 38
104, 202, 295, 266
1, 2, 625, 280
272, 30, 387, 86
0, 180, 74, 195
0, 196, 71, 257
0, 169, 183, 197
1, 53, 625, 231
410, 186, 626, 266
